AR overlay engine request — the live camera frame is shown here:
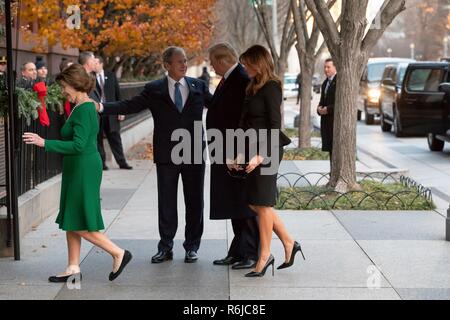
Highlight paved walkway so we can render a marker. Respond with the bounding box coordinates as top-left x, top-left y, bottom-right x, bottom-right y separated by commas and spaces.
1, 155, 450, 300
